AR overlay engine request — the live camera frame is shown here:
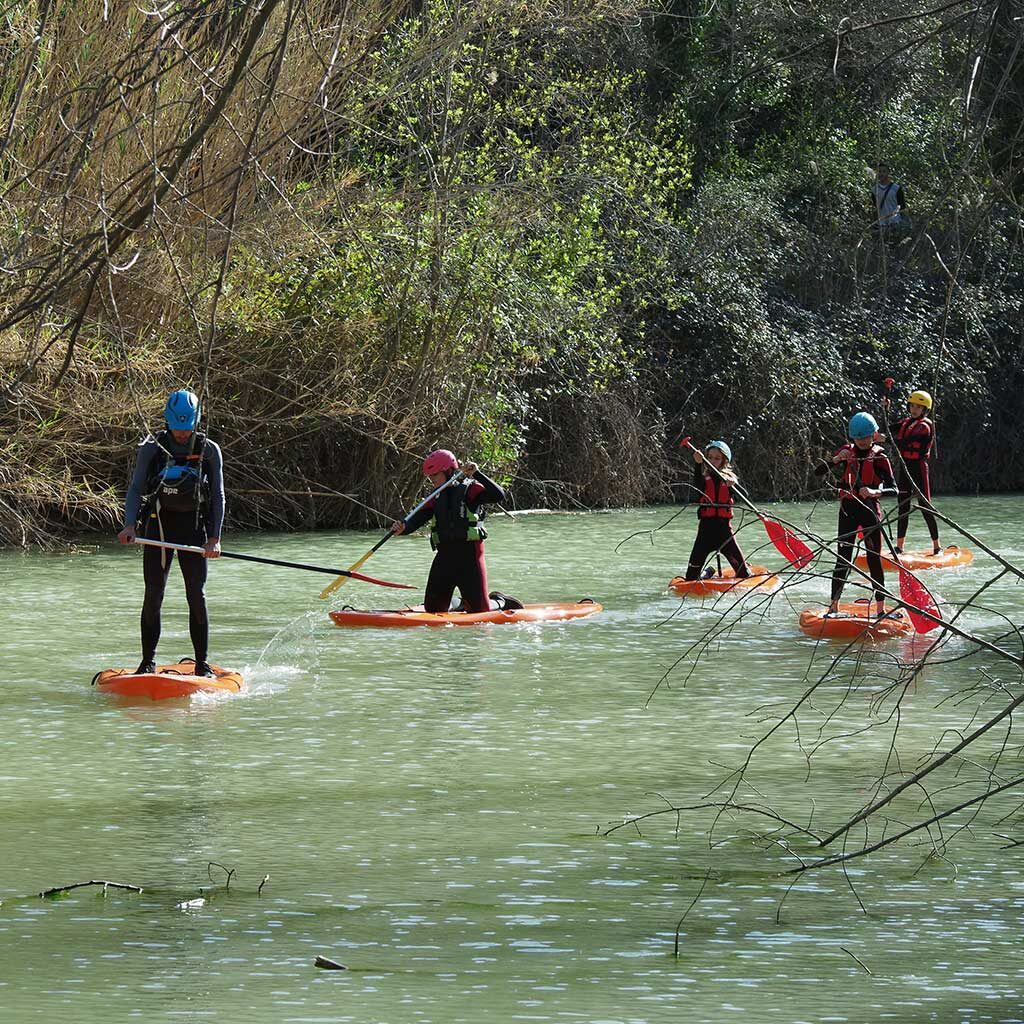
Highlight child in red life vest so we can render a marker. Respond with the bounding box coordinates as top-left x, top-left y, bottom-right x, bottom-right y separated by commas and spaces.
390, 449, 508, 613
881, 388, 940, 555
817, 413, 898, 618
683, 440, 751, 581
